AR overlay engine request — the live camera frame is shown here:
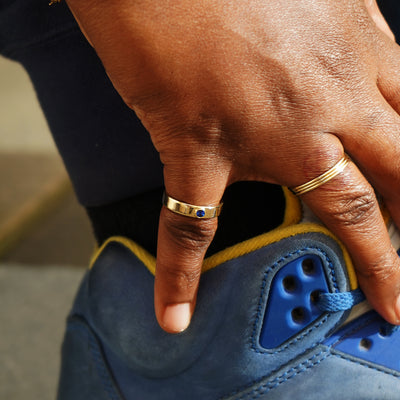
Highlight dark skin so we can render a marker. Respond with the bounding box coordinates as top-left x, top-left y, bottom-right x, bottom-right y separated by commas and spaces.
67, 0, 400, 333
